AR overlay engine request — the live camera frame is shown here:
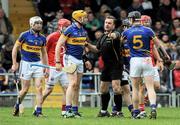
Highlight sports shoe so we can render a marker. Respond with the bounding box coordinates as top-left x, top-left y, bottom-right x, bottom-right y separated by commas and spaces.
63, 110, 75, 118
33, 109, 46, 117
74, 112, 82, 118
132, 111, 140, 119
12, 104, 19, 116
110, 111, 124, 118
136, 111, 147, 119
149, 110, 157, 119
97, 111, 110, 117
